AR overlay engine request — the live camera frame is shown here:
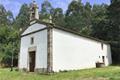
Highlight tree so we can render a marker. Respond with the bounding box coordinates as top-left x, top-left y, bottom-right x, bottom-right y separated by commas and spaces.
91, 4, 109, 40
0, 4, 19, 67
91, 1, 120, 41
65, 1, 93, 35
0, 4, 7, 26
108, 1, 120, 41
107, 0, 120, 63
14, 4, 29, 29
52, 8, 65, 27
40, 0, 53, 21
0, 5, 14, 26
7, 10, 14, 25
80, 2, 92, 35
0, 25, 20, 67
65, 0, 85, 32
